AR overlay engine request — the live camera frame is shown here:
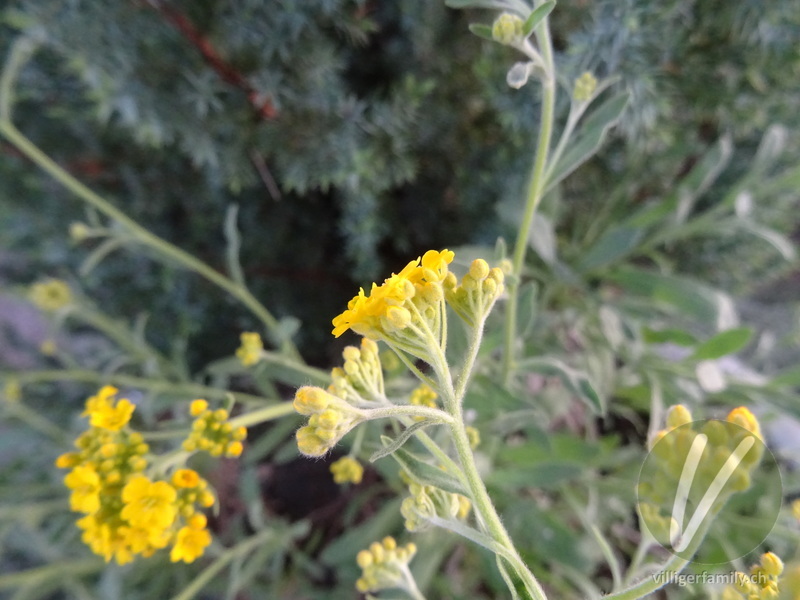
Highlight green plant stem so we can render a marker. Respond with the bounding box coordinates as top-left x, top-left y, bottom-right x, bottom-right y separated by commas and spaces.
227, 401, 296, 428
4, 402, 69, 443
0, 118, 299, 359
602, 519, 712, 600
363, 405, 455, 424
502, 23, 557, 384
70, 307, 177, 376
6, 368, 277, 406
169, 526, 289, 600
0, 558, 103, 590
443, 318, 546, 600
260, 351, 329, 385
